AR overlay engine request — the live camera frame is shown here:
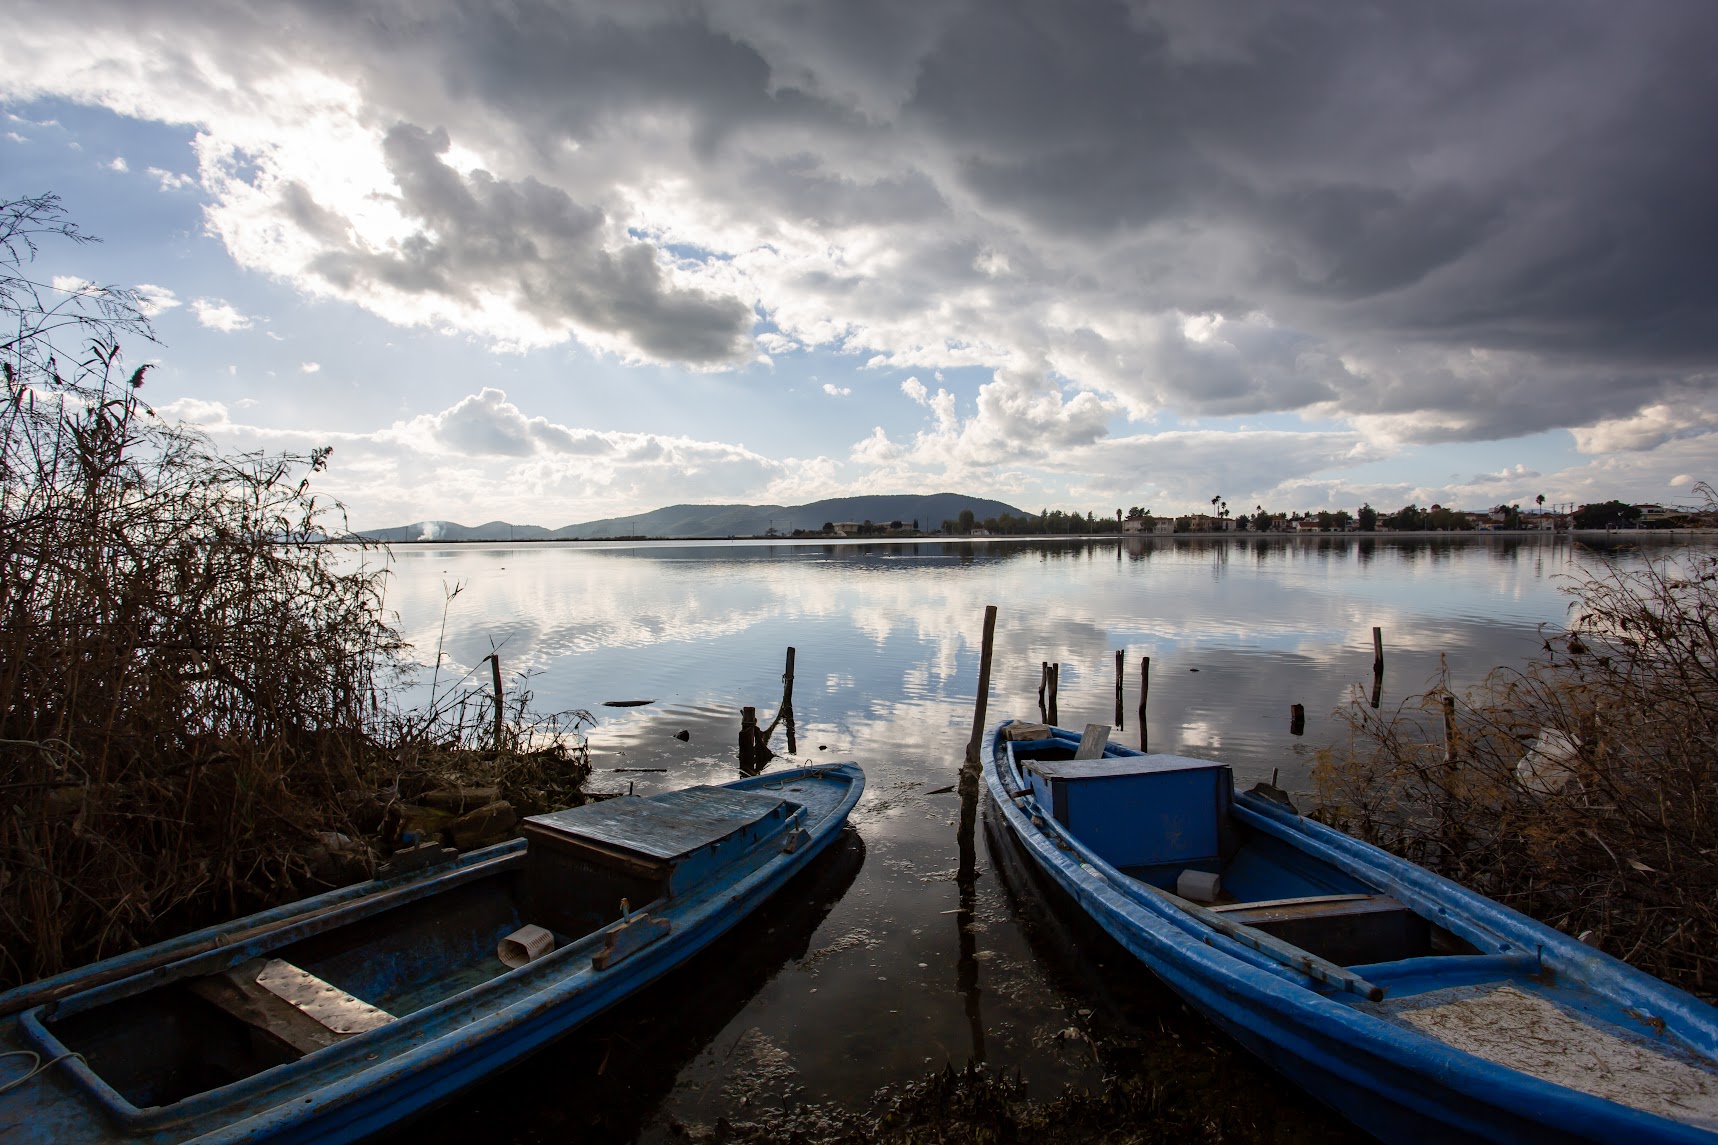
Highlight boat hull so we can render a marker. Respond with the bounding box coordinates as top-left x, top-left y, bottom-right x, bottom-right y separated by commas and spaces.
985, 722, 1718, 1144
0, 763, 863, 1144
